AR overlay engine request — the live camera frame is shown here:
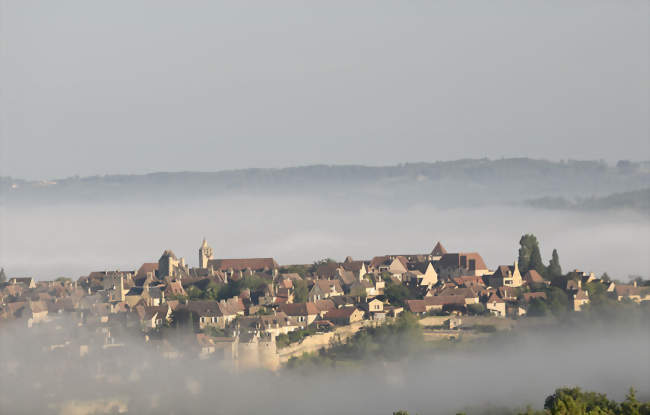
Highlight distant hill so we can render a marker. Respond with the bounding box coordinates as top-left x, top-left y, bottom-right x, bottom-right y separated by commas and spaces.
525, 188, 650, 214
2, 158, 649, 207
